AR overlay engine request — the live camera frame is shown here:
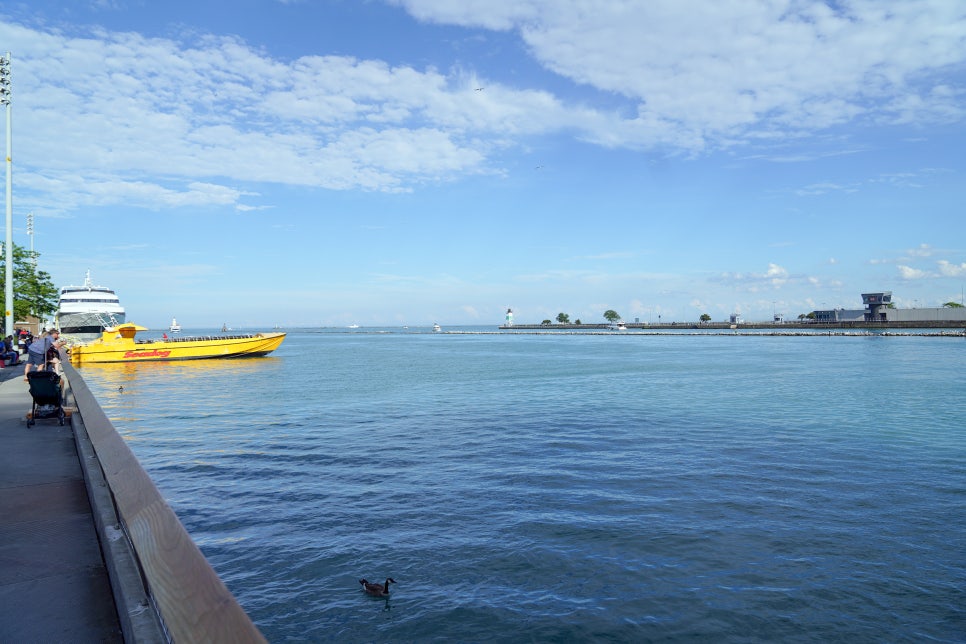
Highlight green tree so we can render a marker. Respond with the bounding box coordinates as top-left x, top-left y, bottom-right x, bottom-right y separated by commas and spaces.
700, 313, 711, 323
574, 319, 582, 325
943, 301, 965, 308
0, 244, 58, 322
556, 312, 570, 324
541, 319, 552, 325
603, 309, 620, 322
